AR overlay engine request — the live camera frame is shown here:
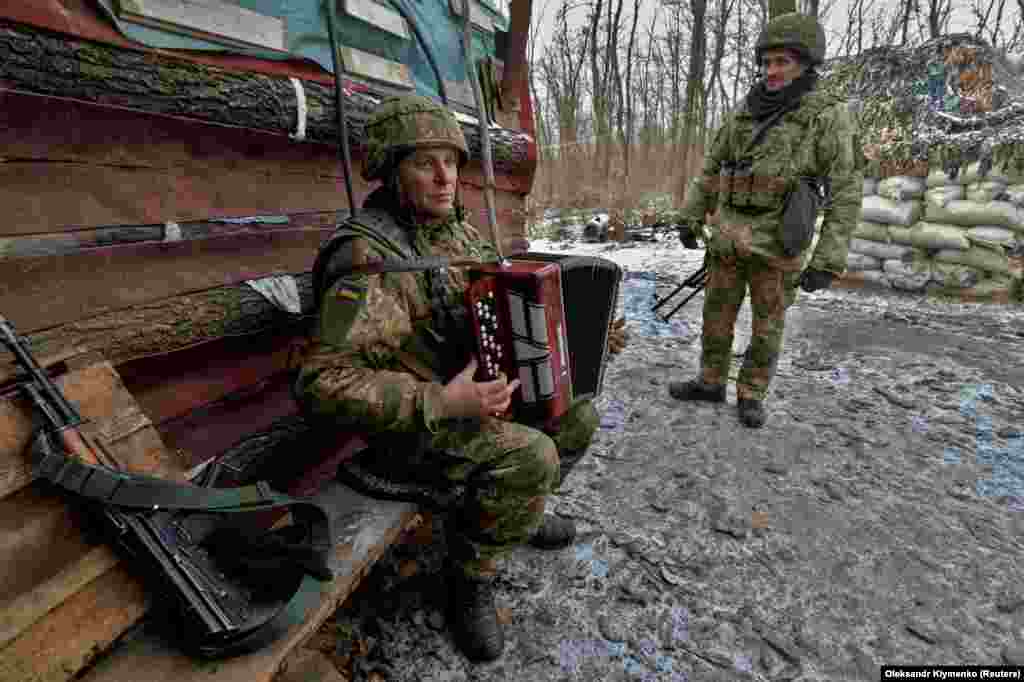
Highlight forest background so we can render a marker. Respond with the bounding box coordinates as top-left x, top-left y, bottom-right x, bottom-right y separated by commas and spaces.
519, 0, 1024, 231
